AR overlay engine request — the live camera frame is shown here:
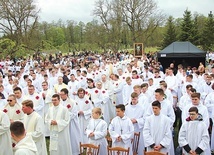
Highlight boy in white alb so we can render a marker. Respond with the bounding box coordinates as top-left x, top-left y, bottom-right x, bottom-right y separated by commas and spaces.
86, 107, 108, 155
109, 104, 134, 155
